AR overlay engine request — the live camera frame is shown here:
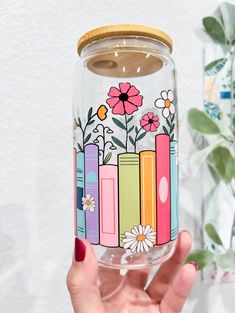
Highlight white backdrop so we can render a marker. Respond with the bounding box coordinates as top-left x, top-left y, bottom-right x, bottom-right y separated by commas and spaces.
0, 0, 234, 312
